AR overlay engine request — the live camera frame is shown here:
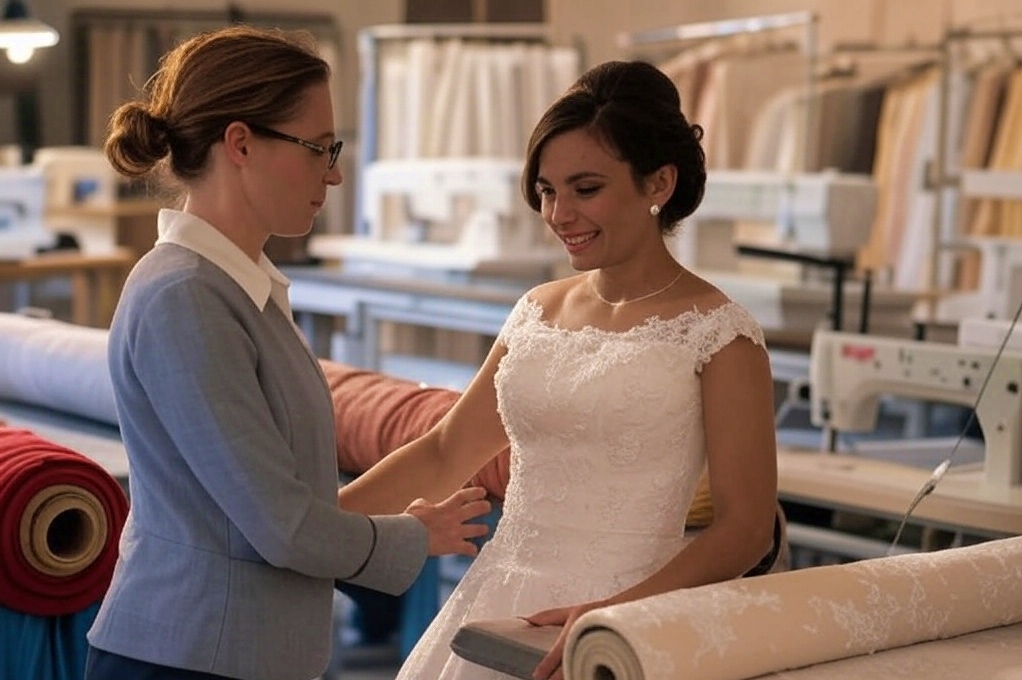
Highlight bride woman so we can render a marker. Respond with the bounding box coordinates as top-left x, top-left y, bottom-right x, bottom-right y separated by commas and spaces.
339, 59, 778, 680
